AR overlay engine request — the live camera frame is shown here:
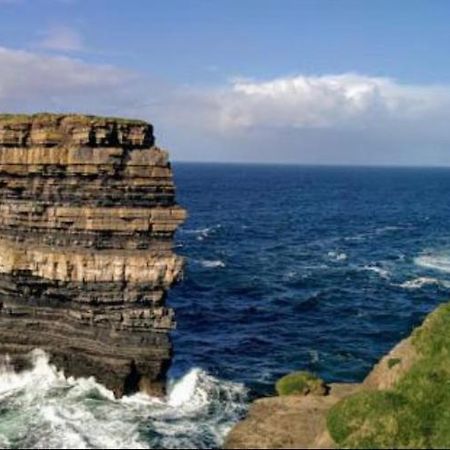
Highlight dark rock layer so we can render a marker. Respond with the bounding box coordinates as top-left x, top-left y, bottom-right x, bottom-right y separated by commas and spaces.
0, 113, 186, 397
